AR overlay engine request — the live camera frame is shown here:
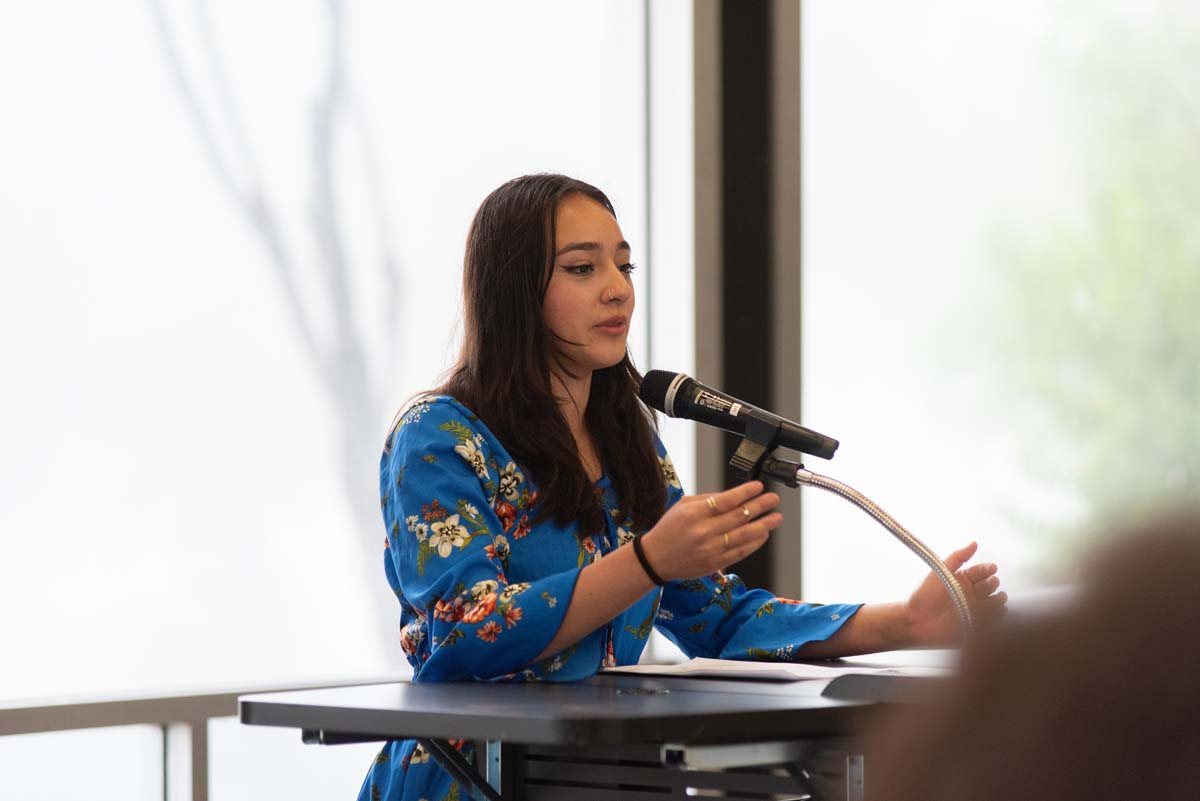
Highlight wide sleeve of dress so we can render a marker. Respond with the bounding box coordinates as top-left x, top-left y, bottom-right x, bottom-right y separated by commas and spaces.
382, 400, 582, 681
651, 436, 863, 662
